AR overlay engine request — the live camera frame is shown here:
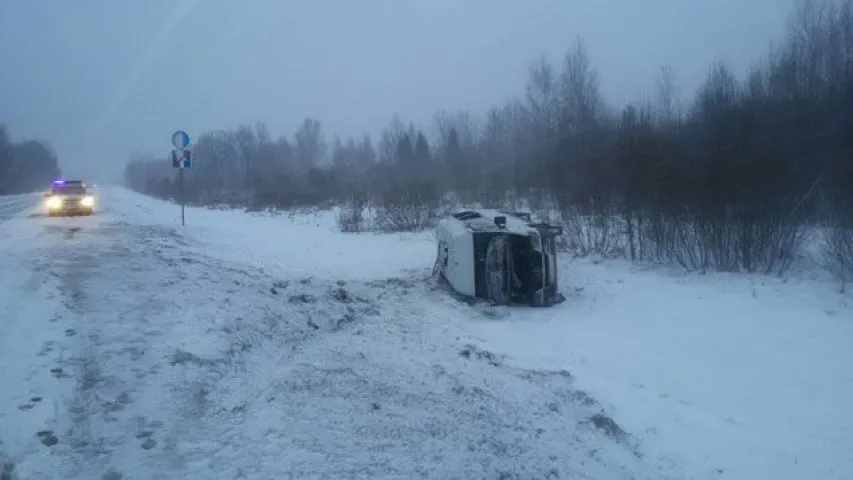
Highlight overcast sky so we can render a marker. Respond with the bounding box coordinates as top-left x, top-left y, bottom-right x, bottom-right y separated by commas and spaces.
0, 0, 793, 182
